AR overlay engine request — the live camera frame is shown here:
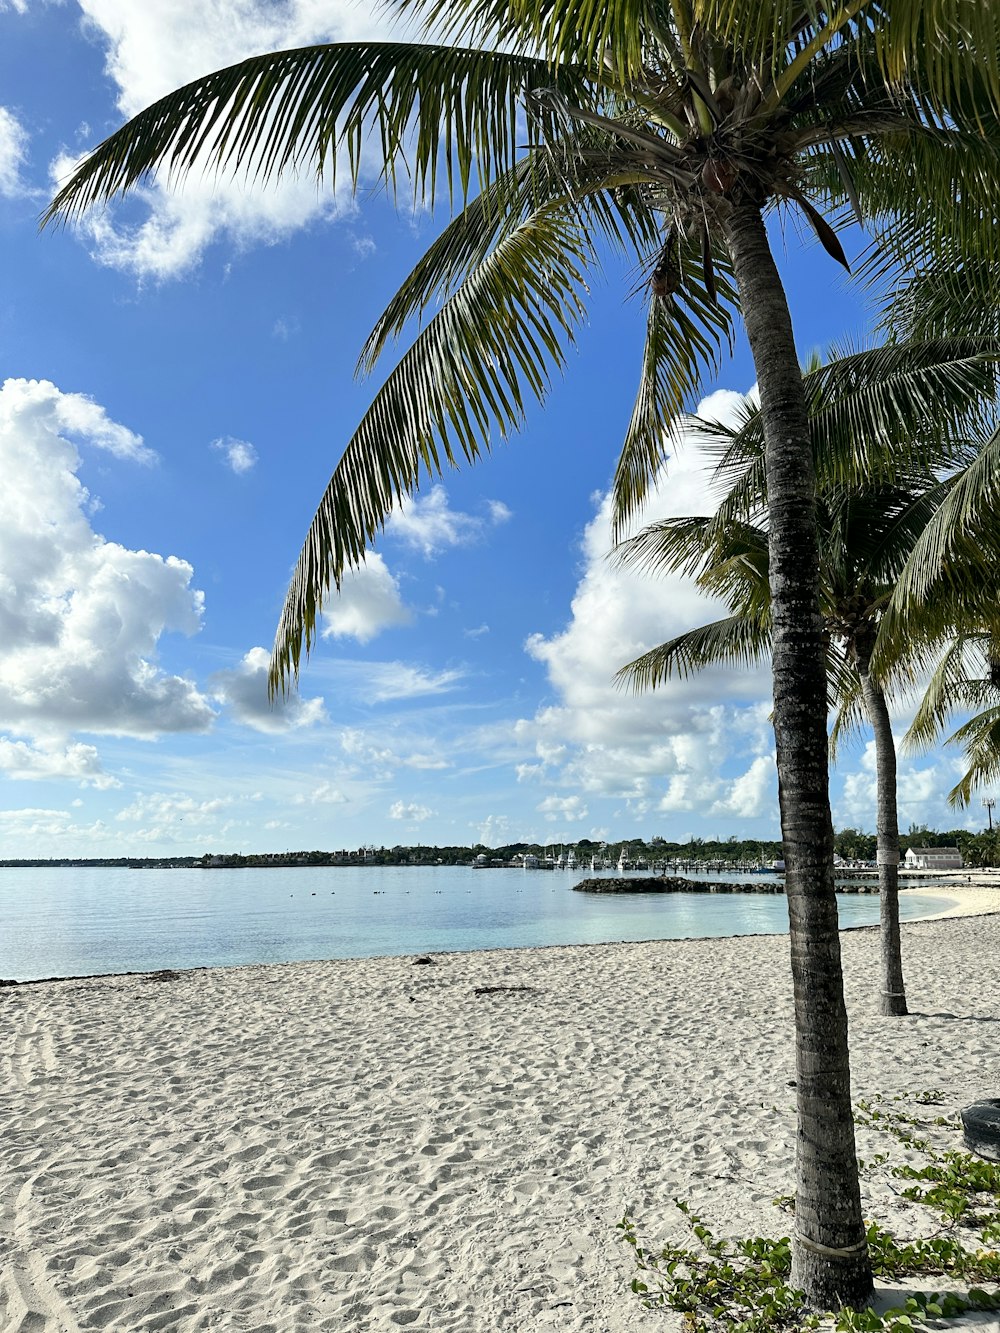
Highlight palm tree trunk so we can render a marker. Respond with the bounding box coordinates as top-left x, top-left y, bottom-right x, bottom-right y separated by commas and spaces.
854, 636, 908, 1016
724, 202, 873, 1310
